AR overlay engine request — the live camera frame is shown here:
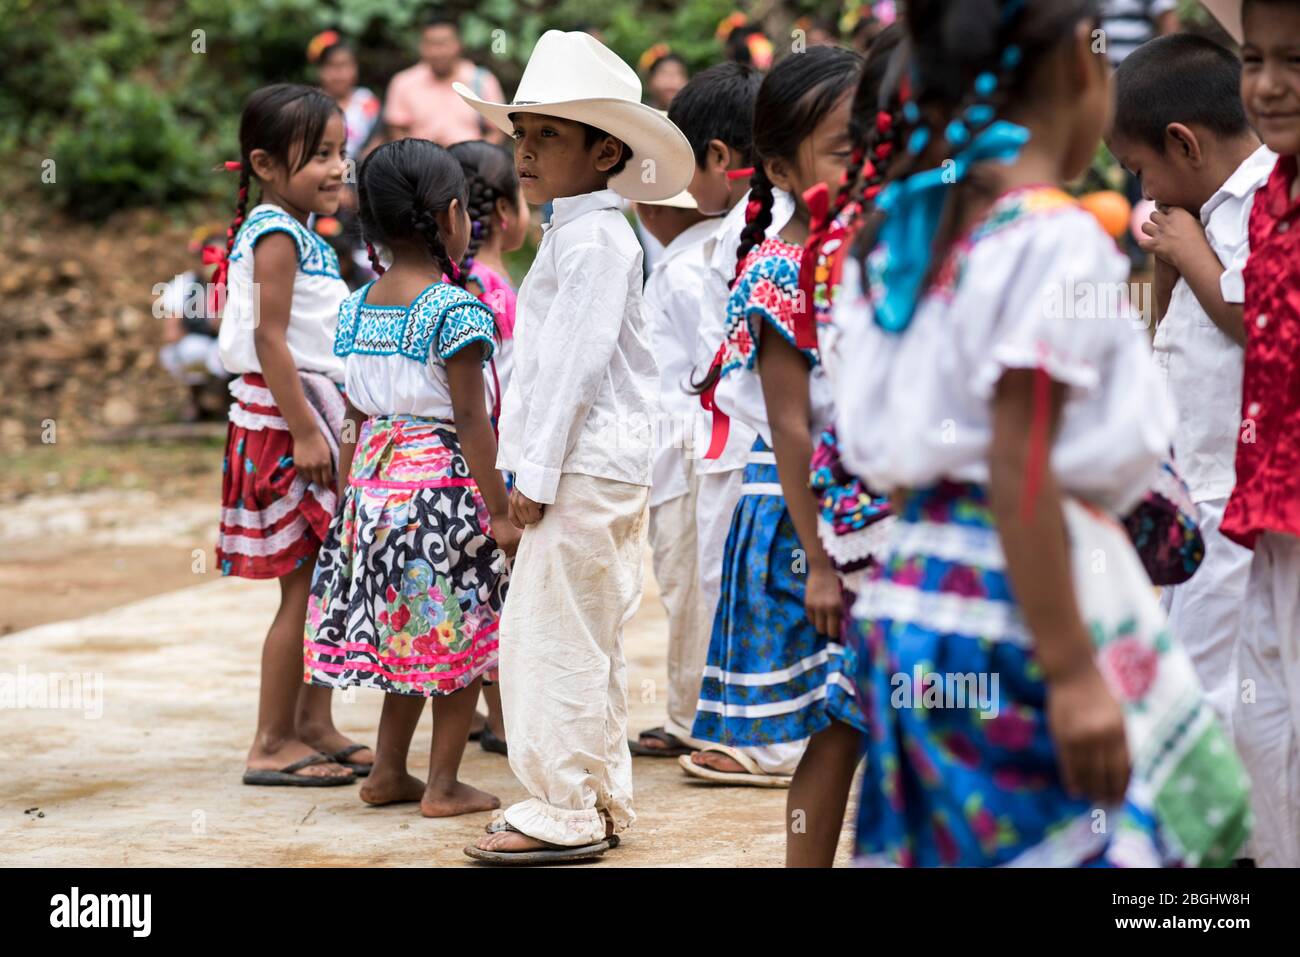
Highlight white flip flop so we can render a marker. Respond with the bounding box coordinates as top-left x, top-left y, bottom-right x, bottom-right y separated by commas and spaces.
678, 744, 793, 788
